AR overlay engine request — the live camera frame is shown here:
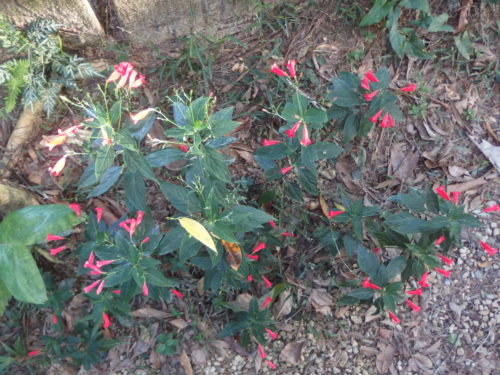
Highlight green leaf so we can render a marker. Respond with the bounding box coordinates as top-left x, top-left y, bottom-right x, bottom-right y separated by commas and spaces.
202, 147, 231, 183
210, 107, 241, 137
145, 148, 186, 168
285, 181, 303, 203
146, 269, 176, 288
337, 295, 362, 305
123, 171, 146, 212
343, 113, 358, 143
389, 188, 426, 213
159, 181, 201, 214
389, 25, 406, 58
78, 163, 97, 189
94, 145, 115, 181
0, 204, 83, 246
382, 294, 396, 311
427, 13, 454, 32
123, 149, 157, 182
157, 226, 185, 255
88, 166, 122, 198
348, 288, 374, 300
206, 136, 237, 149
0, 279, 11, 316
221, 205, 275, 231
131, 113, 156, 141
357, 246, 379, 277
298, 168, 318, 195
0, 244, 47, 304
255, 143, 296, 161
454, 31, 473, 60
178, 235, 201, 261
386, 256, 407, 279
308, 142, 343, 161
329, 77, 360, 107
218, 319, 251, 338
359, 0, 394, 26
384, 212, 426, 234
304, 108, 327, 126
400, 0, 430, 12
